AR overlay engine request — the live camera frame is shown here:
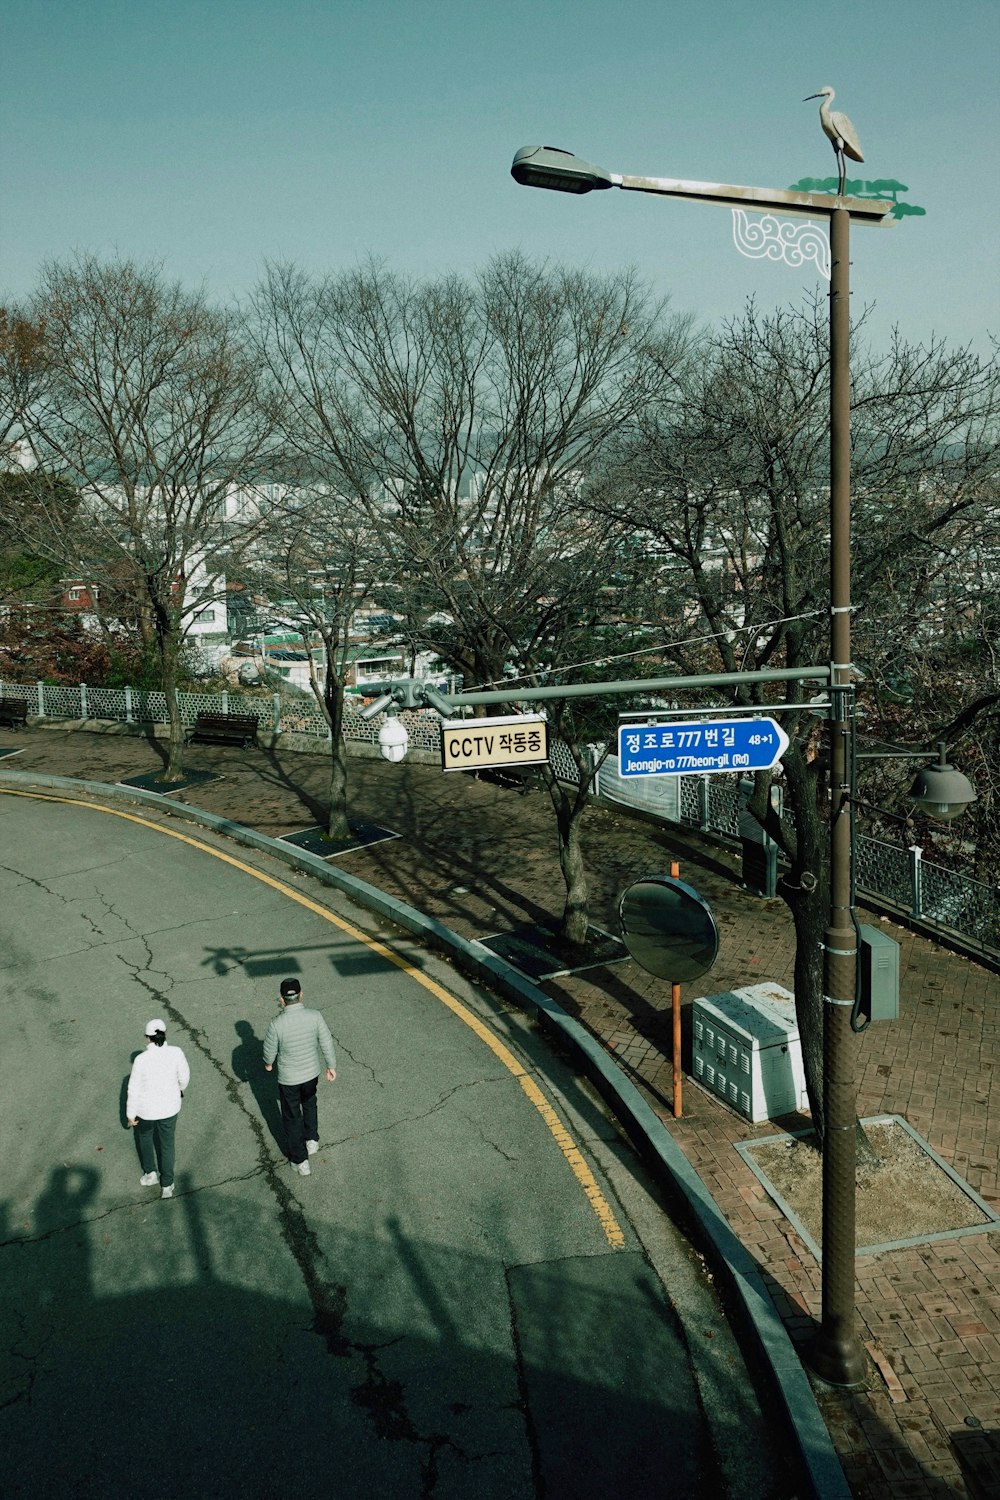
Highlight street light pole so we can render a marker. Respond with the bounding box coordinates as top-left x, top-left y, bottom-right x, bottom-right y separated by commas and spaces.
509, 148, 894, 1389
812, 206, 867, 1385
507, 146, 901, 1387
